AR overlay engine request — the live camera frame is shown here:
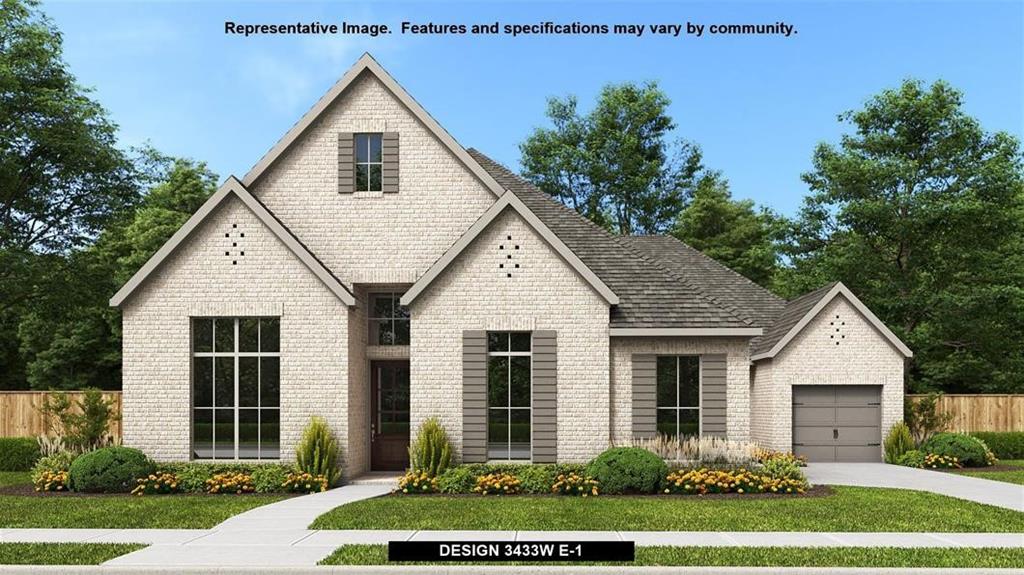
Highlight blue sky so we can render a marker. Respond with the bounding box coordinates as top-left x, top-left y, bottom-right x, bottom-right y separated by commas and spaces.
45, 0, 1023, 216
